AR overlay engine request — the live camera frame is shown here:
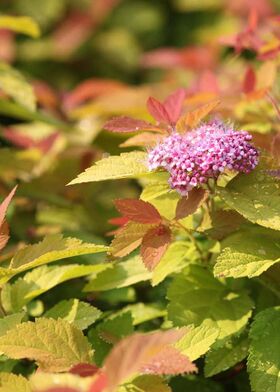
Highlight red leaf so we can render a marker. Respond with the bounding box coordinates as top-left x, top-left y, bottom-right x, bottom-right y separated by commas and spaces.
242, 66, 256, 94
103, 328, 187, 391
88, 372, 108, 392
141, 346, 197, 375
103, 116, 160, 133
108, 216, 130, 227
163, 88, 186, 124
140, 225, 171, 271
176, 188, 208, 220
114, 199, 162, 224
146, 97, 171, 124
70, 363, 99, 378
0, 186, 17, 228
